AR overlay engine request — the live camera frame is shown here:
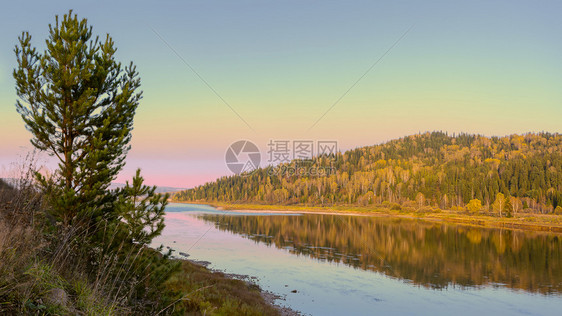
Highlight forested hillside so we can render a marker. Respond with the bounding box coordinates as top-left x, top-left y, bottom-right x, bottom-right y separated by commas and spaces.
174, 132, 562, 215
